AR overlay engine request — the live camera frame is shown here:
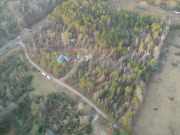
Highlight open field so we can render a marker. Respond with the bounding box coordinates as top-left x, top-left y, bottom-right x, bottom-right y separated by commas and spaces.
31, 72, 59, 96
133, 28, 180, 135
